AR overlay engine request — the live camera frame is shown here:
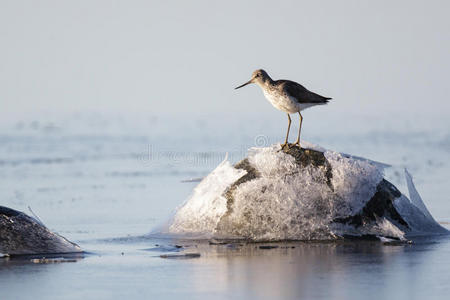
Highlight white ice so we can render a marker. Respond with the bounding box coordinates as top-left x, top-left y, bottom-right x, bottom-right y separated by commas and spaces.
169, 156, 247, 237
393, 169, 447, 235
168, 143, 447, 241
